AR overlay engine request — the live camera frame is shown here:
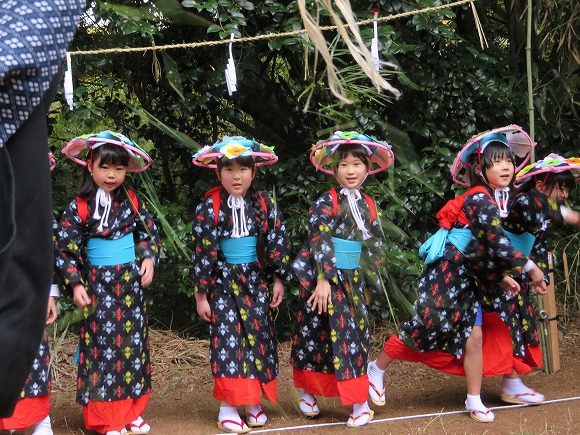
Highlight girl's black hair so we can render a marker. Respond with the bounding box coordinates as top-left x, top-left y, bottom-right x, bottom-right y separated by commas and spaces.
217, 155, 268, 266
78, 143, 131, 201
330, 144, 372, 172
466, 141, 516, 187
517, 170, 576, 195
